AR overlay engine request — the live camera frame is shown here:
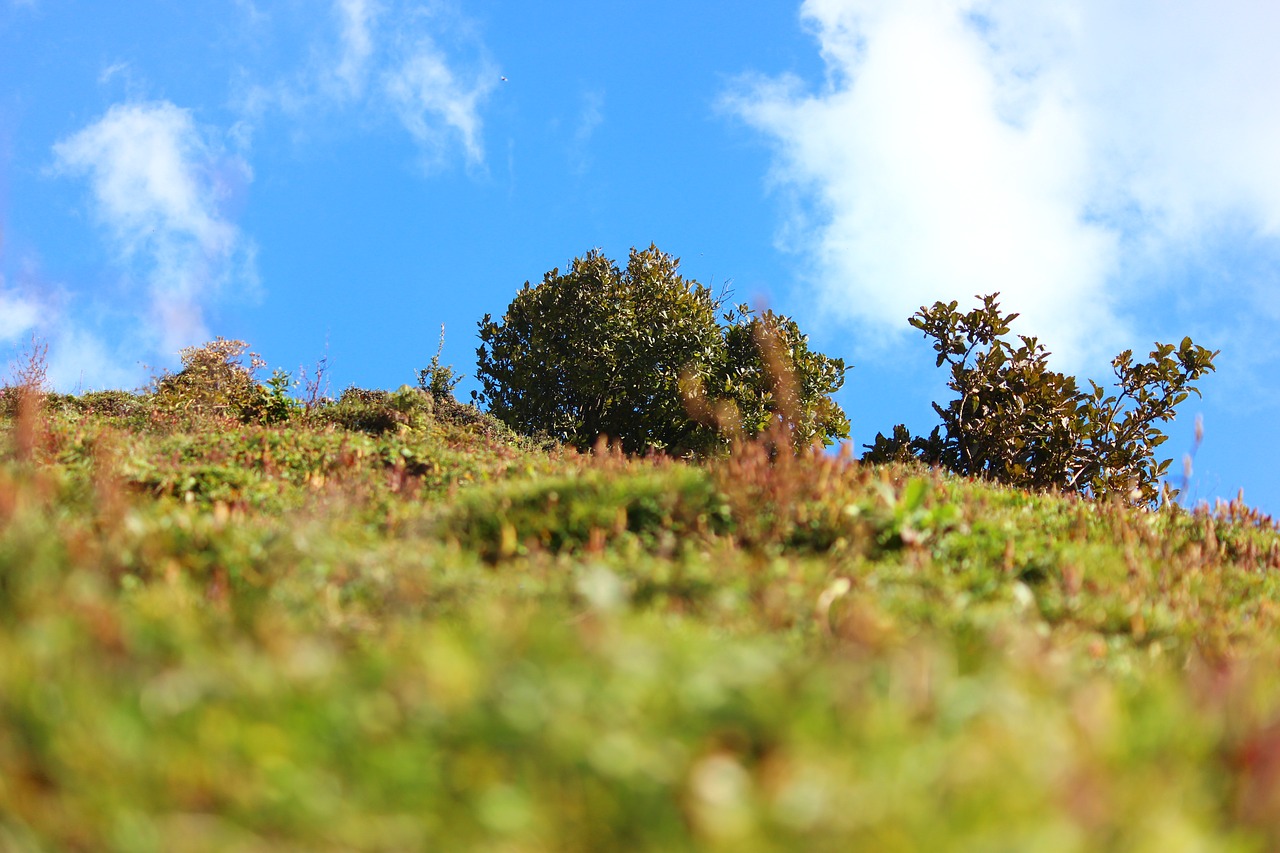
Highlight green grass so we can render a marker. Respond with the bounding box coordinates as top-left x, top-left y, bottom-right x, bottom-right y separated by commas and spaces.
4, 393, 1280, 851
